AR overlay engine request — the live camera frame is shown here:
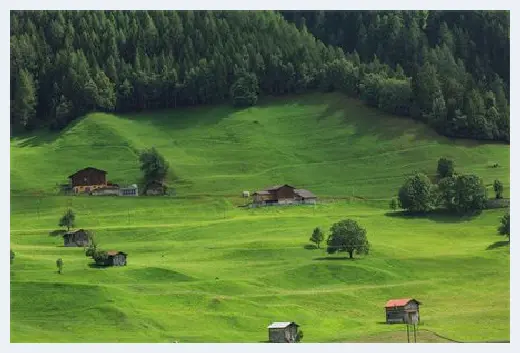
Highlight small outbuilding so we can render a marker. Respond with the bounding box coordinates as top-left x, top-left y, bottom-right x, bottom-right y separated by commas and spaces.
90, 185, 120, 196
385, 298, 421, 324
145, 181, 166, 196
95, 251, 128, 267
63, 229, 91, 247
267, 322, 300, 343
119, 184, 139, 196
